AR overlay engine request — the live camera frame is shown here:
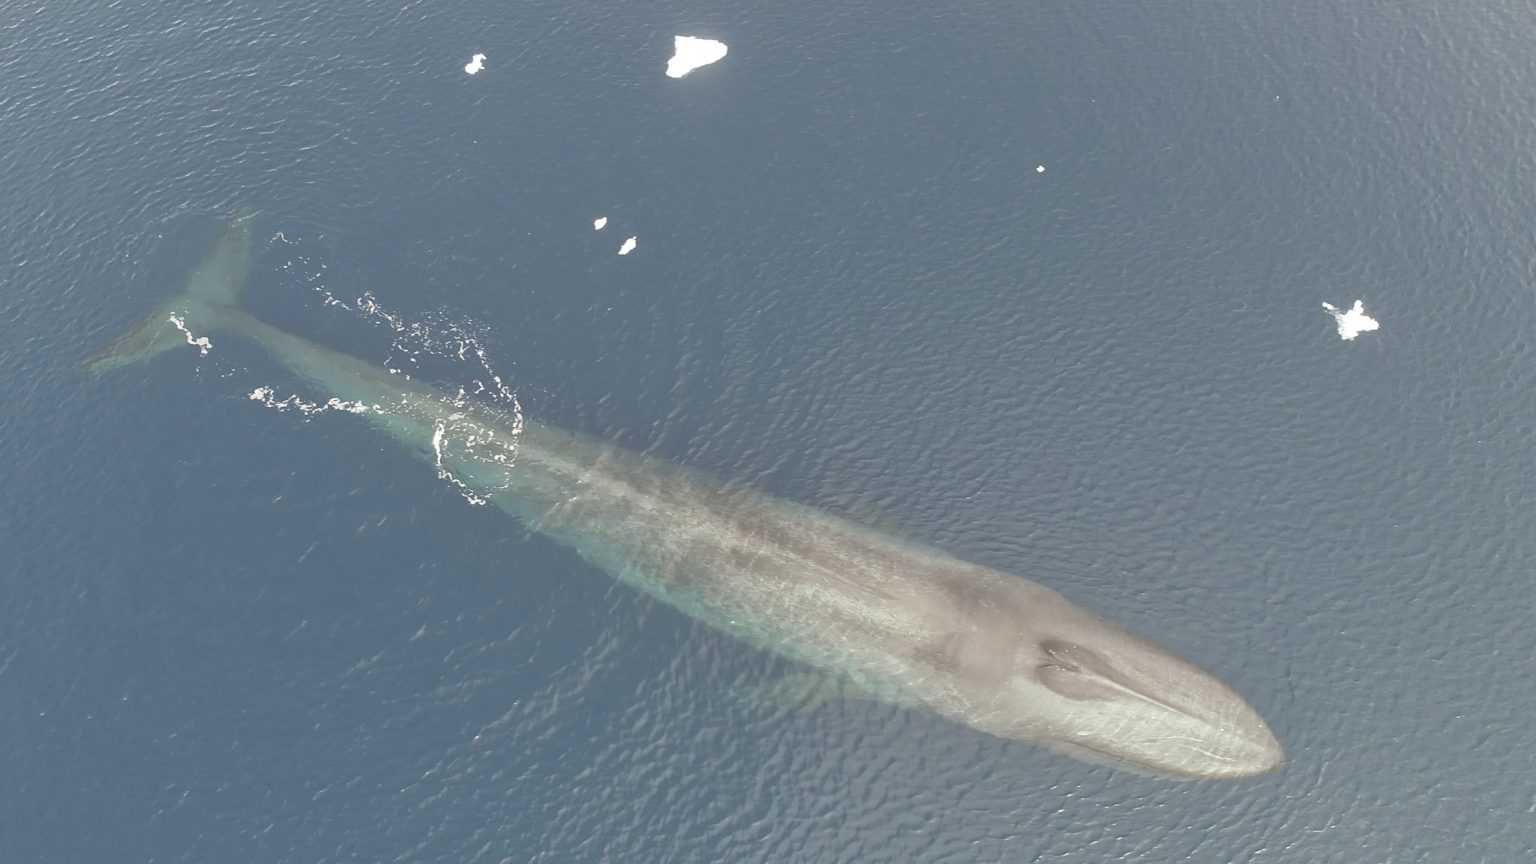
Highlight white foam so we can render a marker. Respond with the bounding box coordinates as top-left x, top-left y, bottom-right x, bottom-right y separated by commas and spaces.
247, 292, 525, 508
167, 314, 212, 356
666, 36, 728, 78
1321, 299, 1380, 341
464, 53, 486, 75
248, 386, 382, 416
